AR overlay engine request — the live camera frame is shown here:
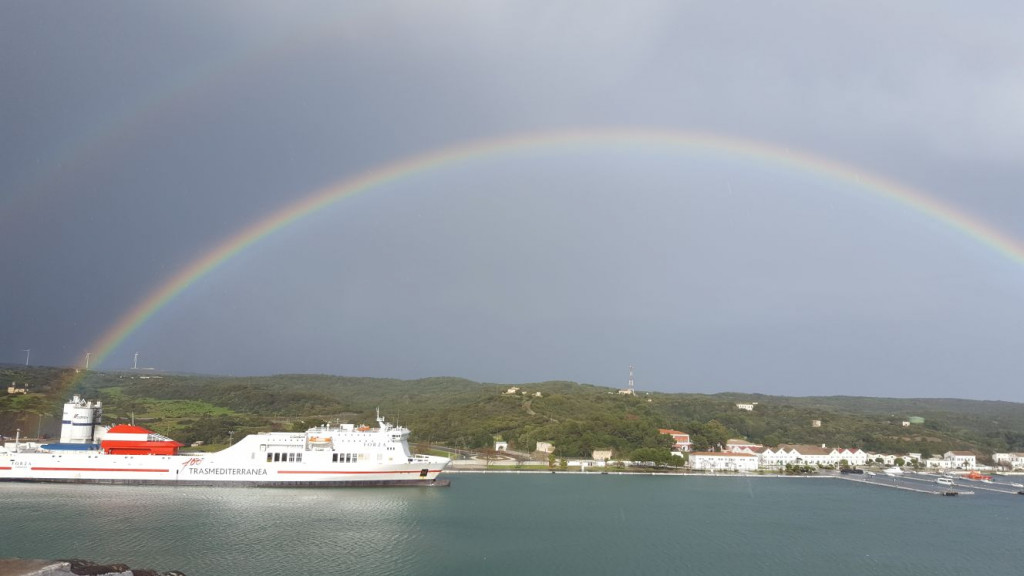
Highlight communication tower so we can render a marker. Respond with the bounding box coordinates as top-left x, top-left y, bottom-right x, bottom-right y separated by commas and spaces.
619, 365, 636, 396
